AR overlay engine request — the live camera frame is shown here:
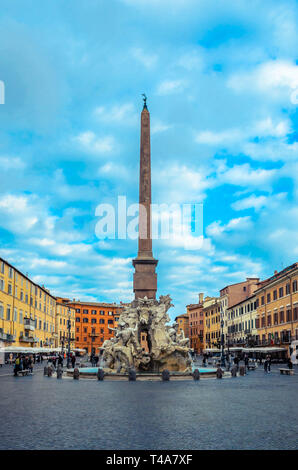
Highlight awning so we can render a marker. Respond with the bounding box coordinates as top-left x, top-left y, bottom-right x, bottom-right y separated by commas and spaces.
242, 347, 287, 353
